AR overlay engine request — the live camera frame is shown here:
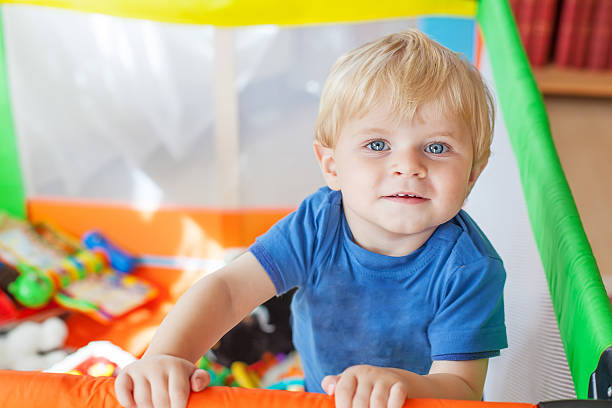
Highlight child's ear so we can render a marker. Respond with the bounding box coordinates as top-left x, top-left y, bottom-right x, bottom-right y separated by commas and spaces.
468, 158, 489, 188
313, 141, 340, 191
